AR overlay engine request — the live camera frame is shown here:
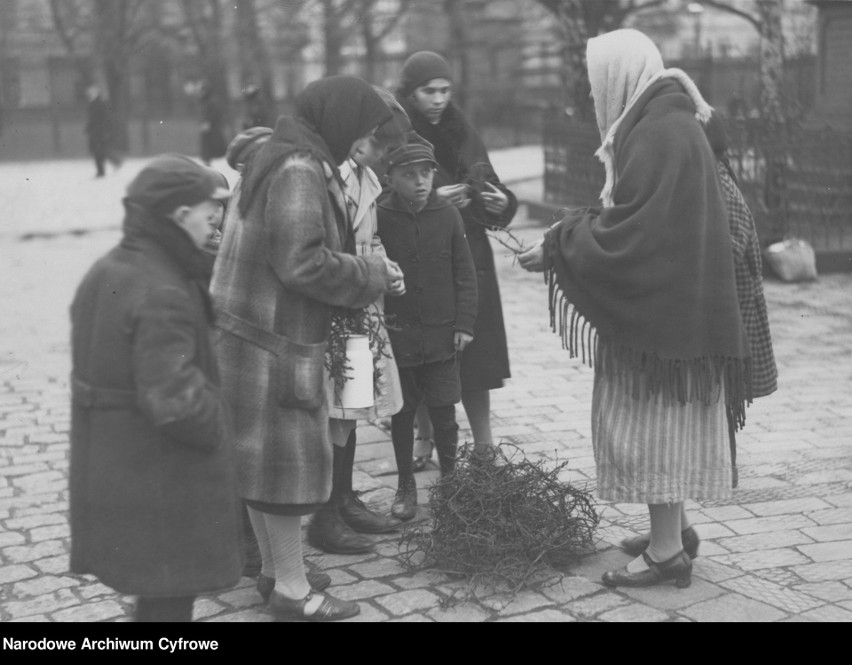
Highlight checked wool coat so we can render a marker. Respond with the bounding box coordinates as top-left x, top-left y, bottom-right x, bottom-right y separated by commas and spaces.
210, 128, 392, 511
